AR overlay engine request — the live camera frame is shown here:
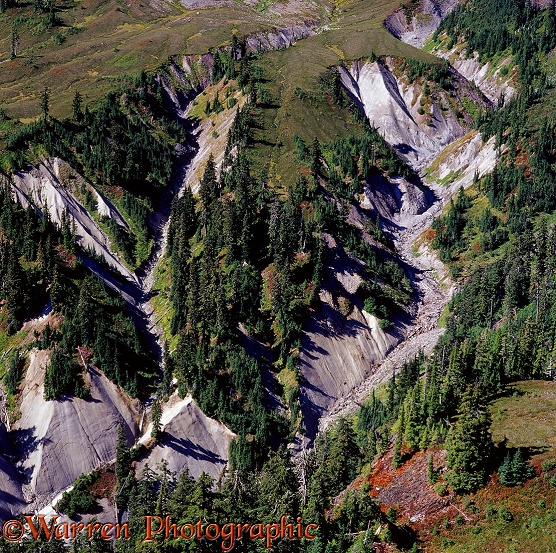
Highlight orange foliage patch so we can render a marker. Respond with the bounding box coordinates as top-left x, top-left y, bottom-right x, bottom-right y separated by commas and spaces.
422, 228, 436, 242
90, 465, 117, 501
